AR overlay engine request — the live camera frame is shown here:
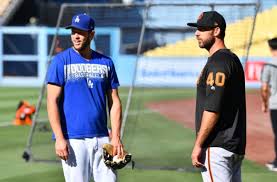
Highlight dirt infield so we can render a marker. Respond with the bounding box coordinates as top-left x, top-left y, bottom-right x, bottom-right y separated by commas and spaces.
146, 91, 274, 165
